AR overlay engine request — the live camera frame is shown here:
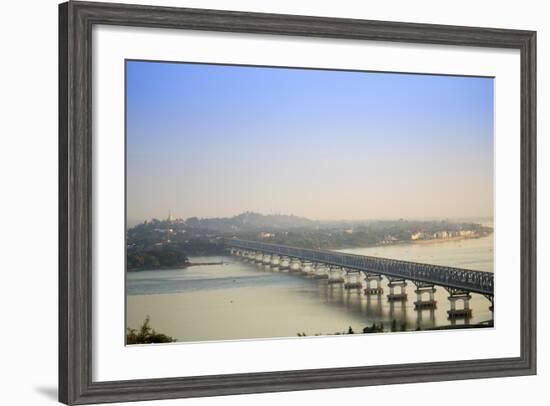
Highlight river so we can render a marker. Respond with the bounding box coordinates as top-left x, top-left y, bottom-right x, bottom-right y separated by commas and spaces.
127, 234, 494, 343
